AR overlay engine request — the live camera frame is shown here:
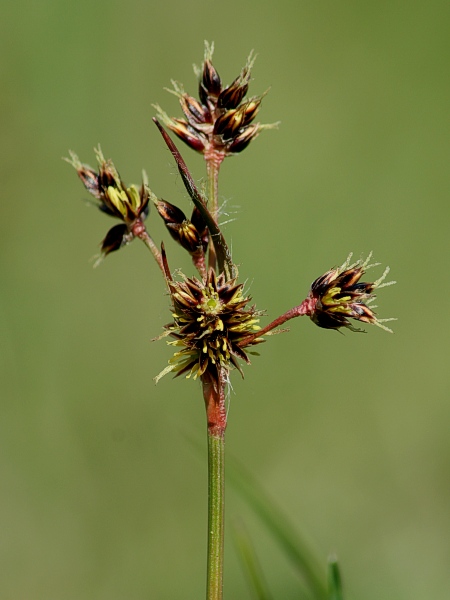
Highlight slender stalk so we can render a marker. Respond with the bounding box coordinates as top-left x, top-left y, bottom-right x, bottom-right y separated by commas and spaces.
239, 299, 313, 347
203, 370, 227, 600
206, 153, 223, 273
206, 157, 221, 222
136, 228, 165, 275
207, 431, 225, 600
